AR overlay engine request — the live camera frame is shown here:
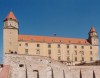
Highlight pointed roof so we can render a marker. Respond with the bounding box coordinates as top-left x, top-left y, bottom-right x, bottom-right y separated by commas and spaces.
89, 27, 96, 32
4, 11, 17, 21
